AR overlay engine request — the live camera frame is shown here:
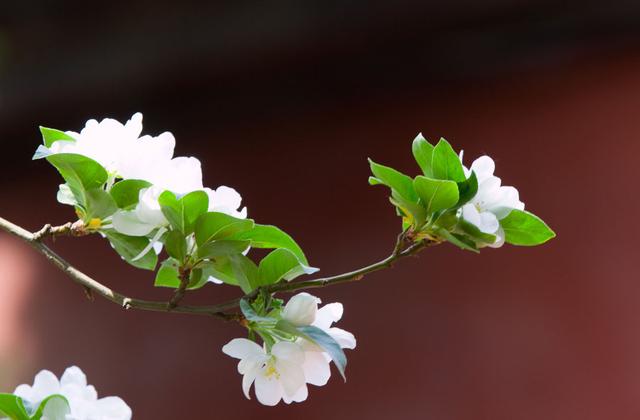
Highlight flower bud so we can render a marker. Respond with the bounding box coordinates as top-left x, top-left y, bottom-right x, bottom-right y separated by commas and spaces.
282, 293, 320, 326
